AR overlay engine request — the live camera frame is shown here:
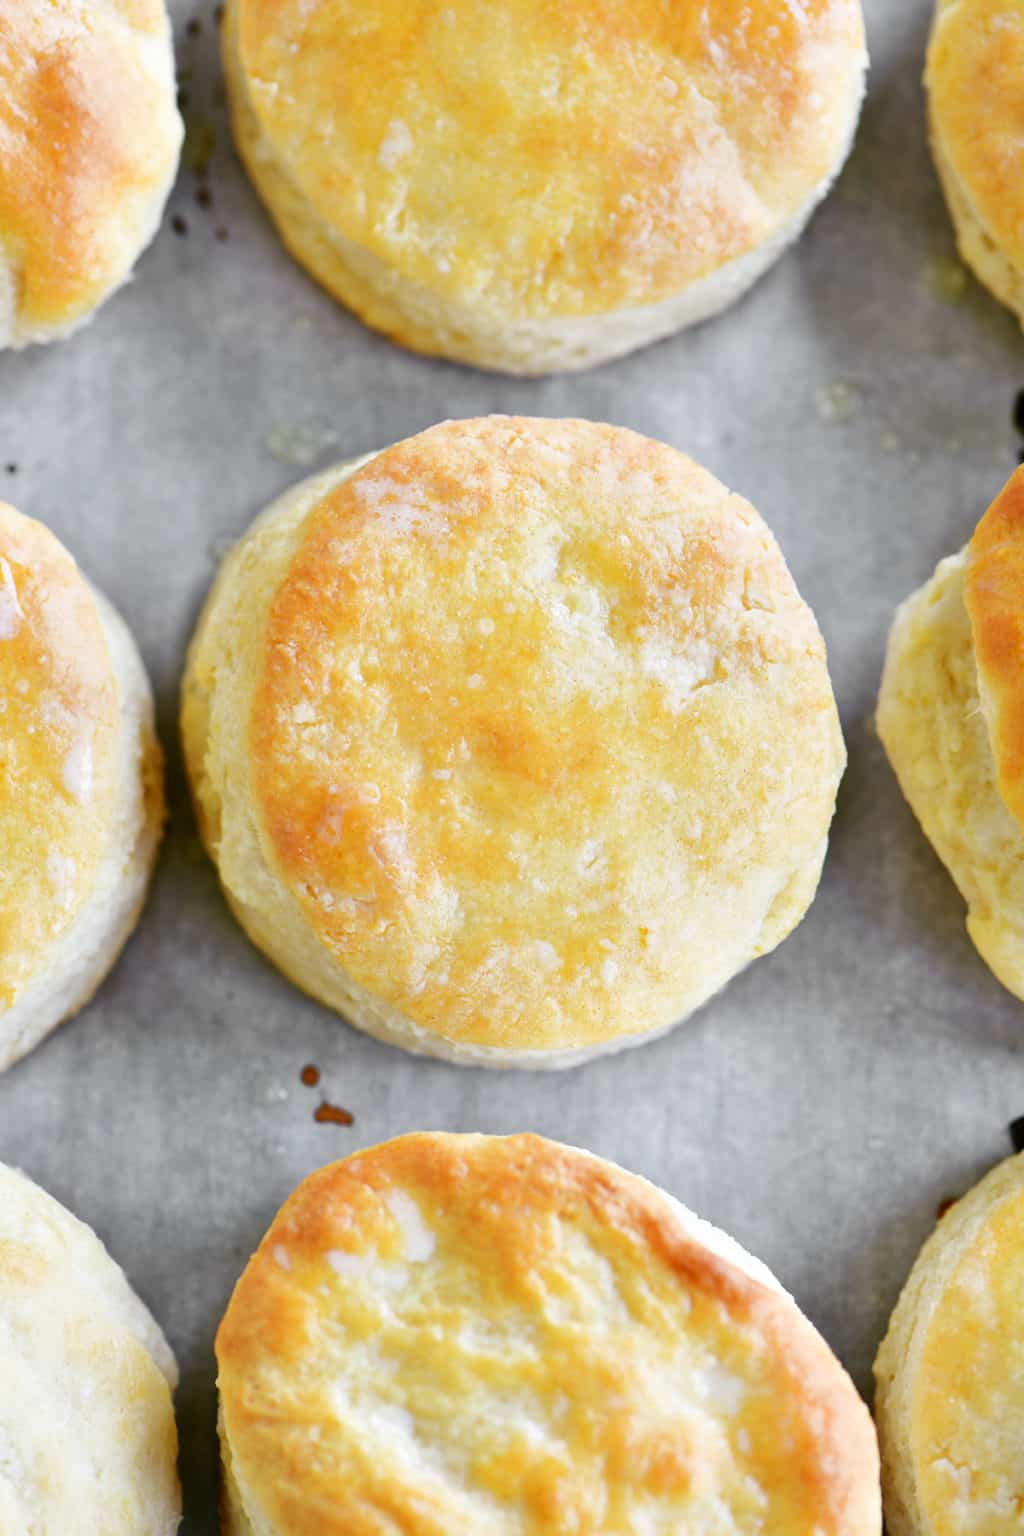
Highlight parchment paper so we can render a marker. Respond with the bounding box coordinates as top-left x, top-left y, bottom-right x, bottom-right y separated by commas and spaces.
2, 3, 1022, 1527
